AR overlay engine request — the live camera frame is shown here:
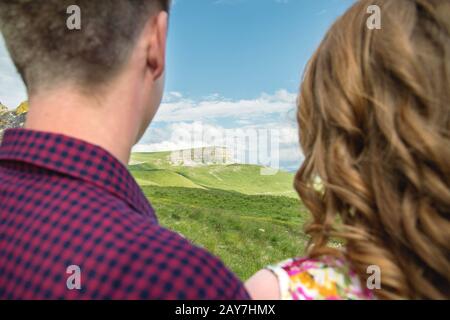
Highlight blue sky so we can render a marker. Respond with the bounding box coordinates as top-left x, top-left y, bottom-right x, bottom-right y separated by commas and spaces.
165, 0, 354, 98
0, 0, 355, 171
